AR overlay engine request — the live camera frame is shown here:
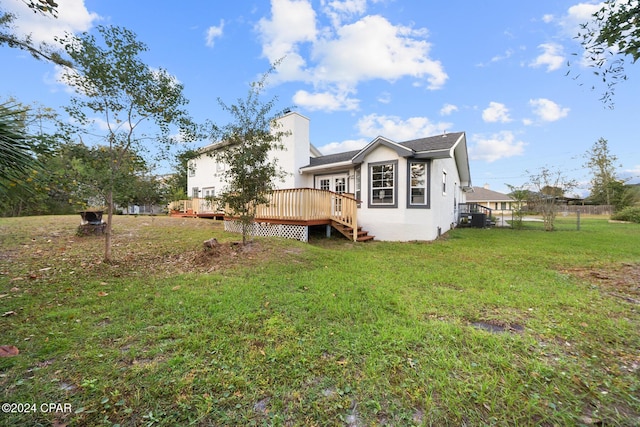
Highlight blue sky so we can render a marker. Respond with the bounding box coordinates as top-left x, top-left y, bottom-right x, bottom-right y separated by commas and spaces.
1, 0, 638, 195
